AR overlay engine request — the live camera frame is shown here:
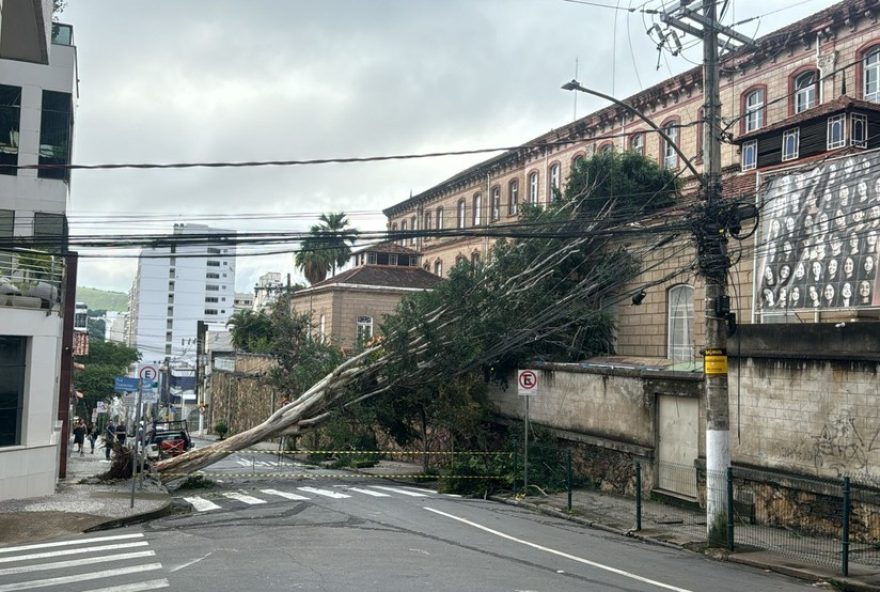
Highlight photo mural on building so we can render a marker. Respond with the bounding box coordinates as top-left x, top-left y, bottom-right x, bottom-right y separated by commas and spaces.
755, 151, 880, 314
